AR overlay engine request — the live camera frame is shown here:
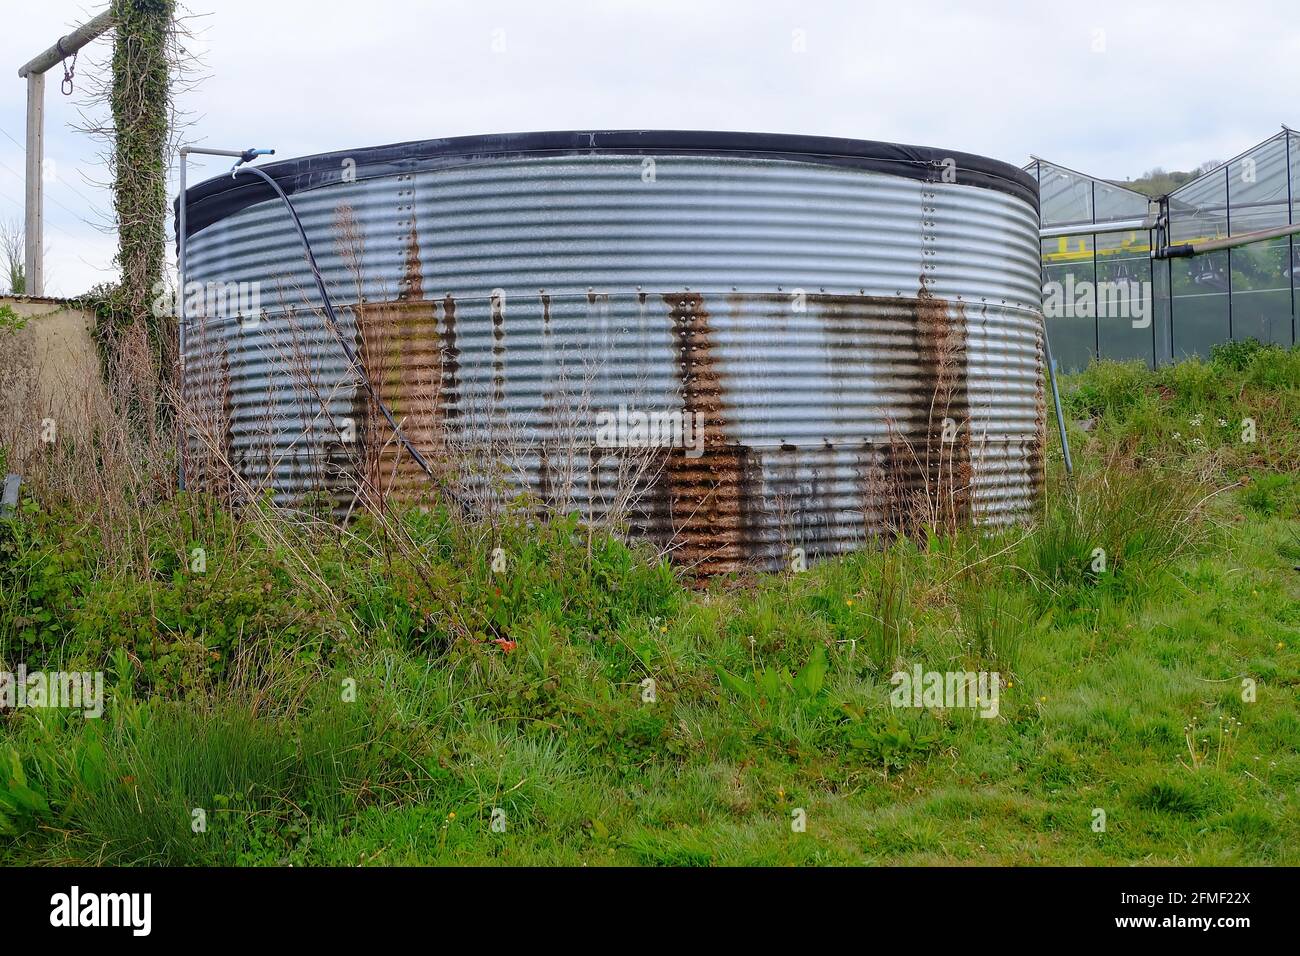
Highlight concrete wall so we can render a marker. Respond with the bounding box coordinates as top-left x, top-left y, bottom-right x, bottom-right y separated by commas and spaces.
0, 295, 105, 447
